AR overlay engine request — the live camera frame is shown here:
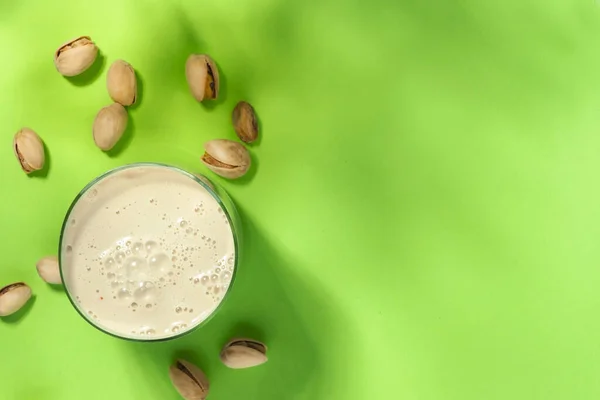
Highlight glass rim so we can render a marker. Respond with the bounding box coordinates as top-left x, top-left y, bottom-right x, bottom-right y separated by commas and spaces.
58, 162, 240, 342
